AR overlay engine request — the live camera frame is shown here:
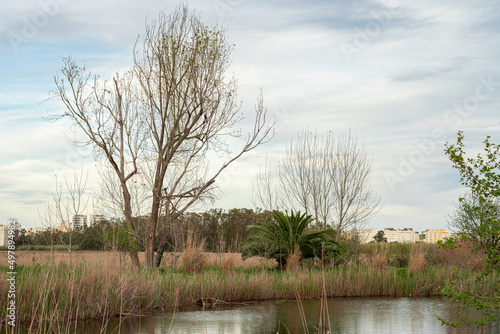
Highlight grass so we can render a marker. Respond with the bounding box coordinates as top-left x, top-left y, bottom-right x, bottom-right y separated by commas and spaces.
1, 264, 495, 329
0, 242, 493, 332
